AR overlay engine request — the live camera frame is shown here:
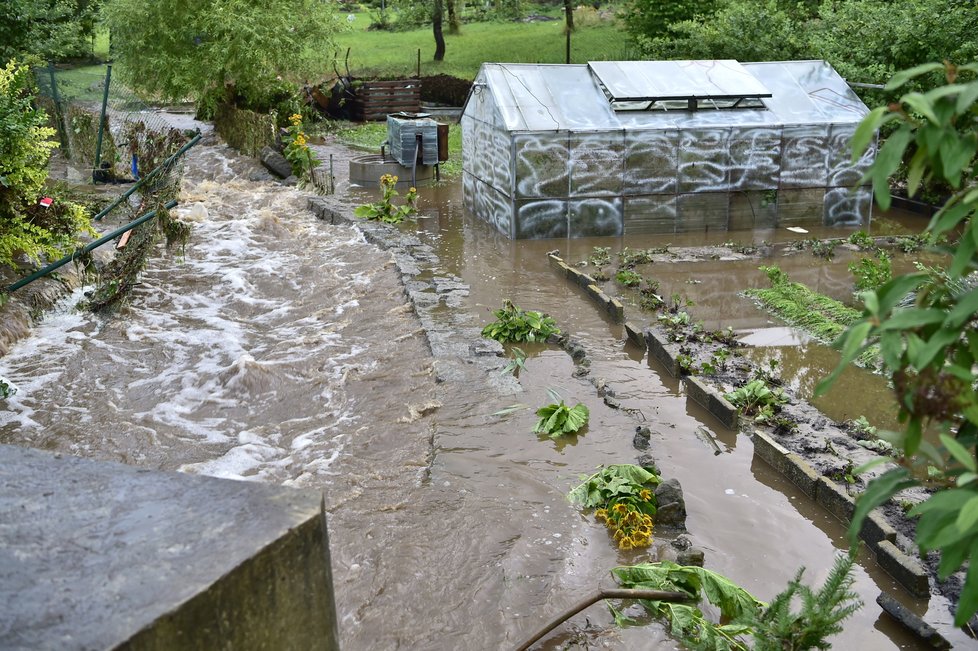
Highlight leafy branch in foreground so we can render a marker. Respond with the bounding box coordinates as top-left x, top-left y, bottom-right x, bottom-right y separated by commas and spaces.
568, 464, 660, 549
481, 299, 560, 343
532, 389, 588, 438
818, 62, 978, 626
